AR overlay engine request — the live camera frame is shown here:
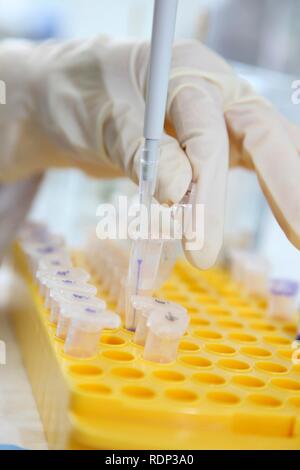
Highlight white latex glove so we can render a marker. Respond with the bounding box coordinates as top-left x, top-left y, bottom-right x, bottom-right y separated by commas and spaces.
0, 176, 42, 263
1, 38, 300, 269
